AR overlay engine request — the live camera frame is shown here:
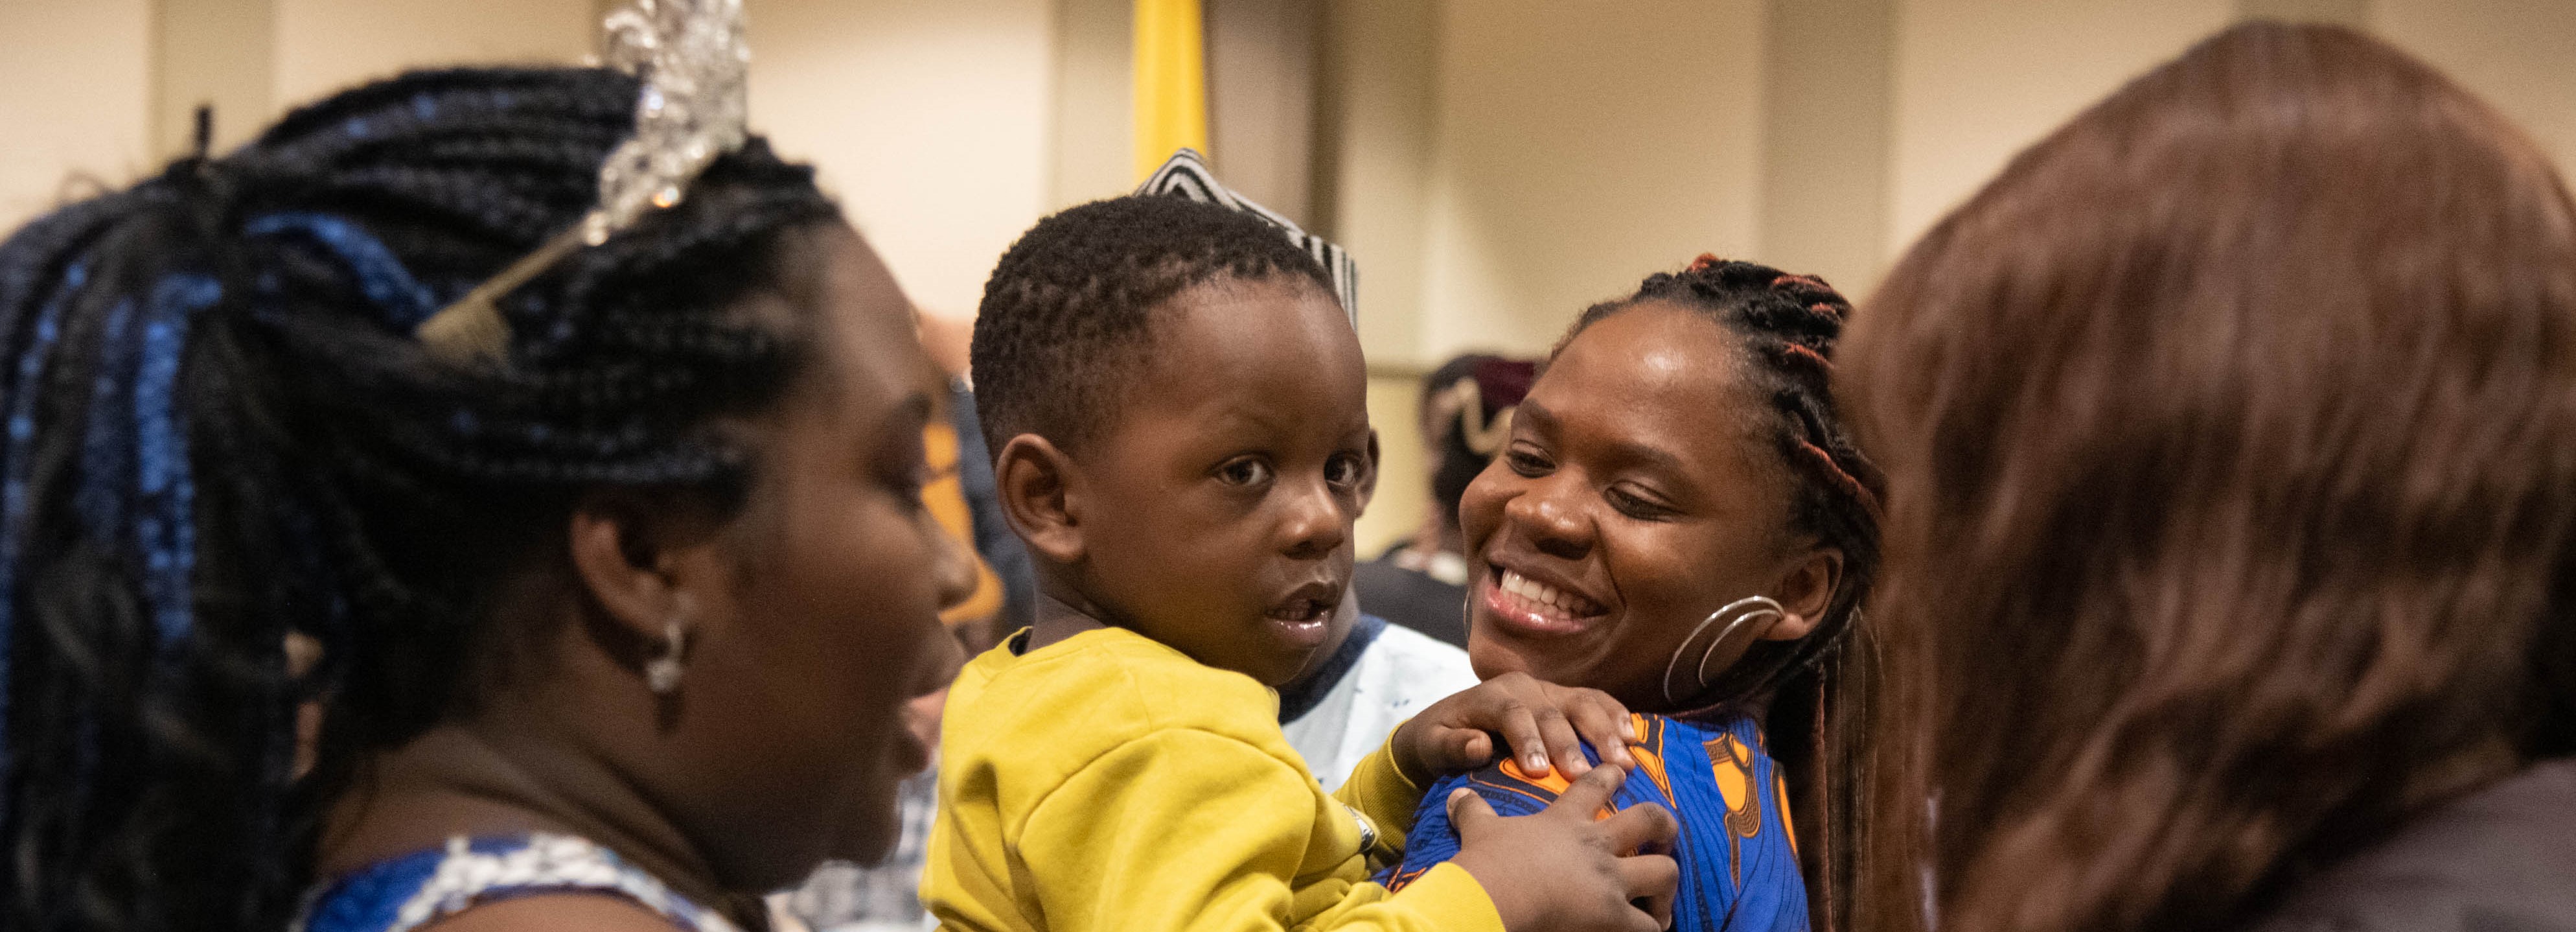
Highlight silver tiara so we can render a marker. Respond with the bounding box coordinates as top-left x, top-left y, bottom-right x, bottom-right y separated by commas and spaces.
415, 0, 752, 364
